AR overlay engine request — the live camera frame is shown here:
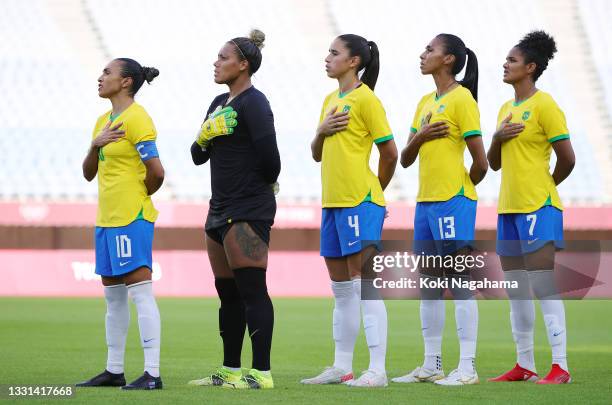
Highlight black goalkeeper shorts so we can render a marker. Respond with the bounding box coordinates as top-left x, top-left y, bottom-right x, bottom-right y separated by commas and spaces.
205, 220, 272, 246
